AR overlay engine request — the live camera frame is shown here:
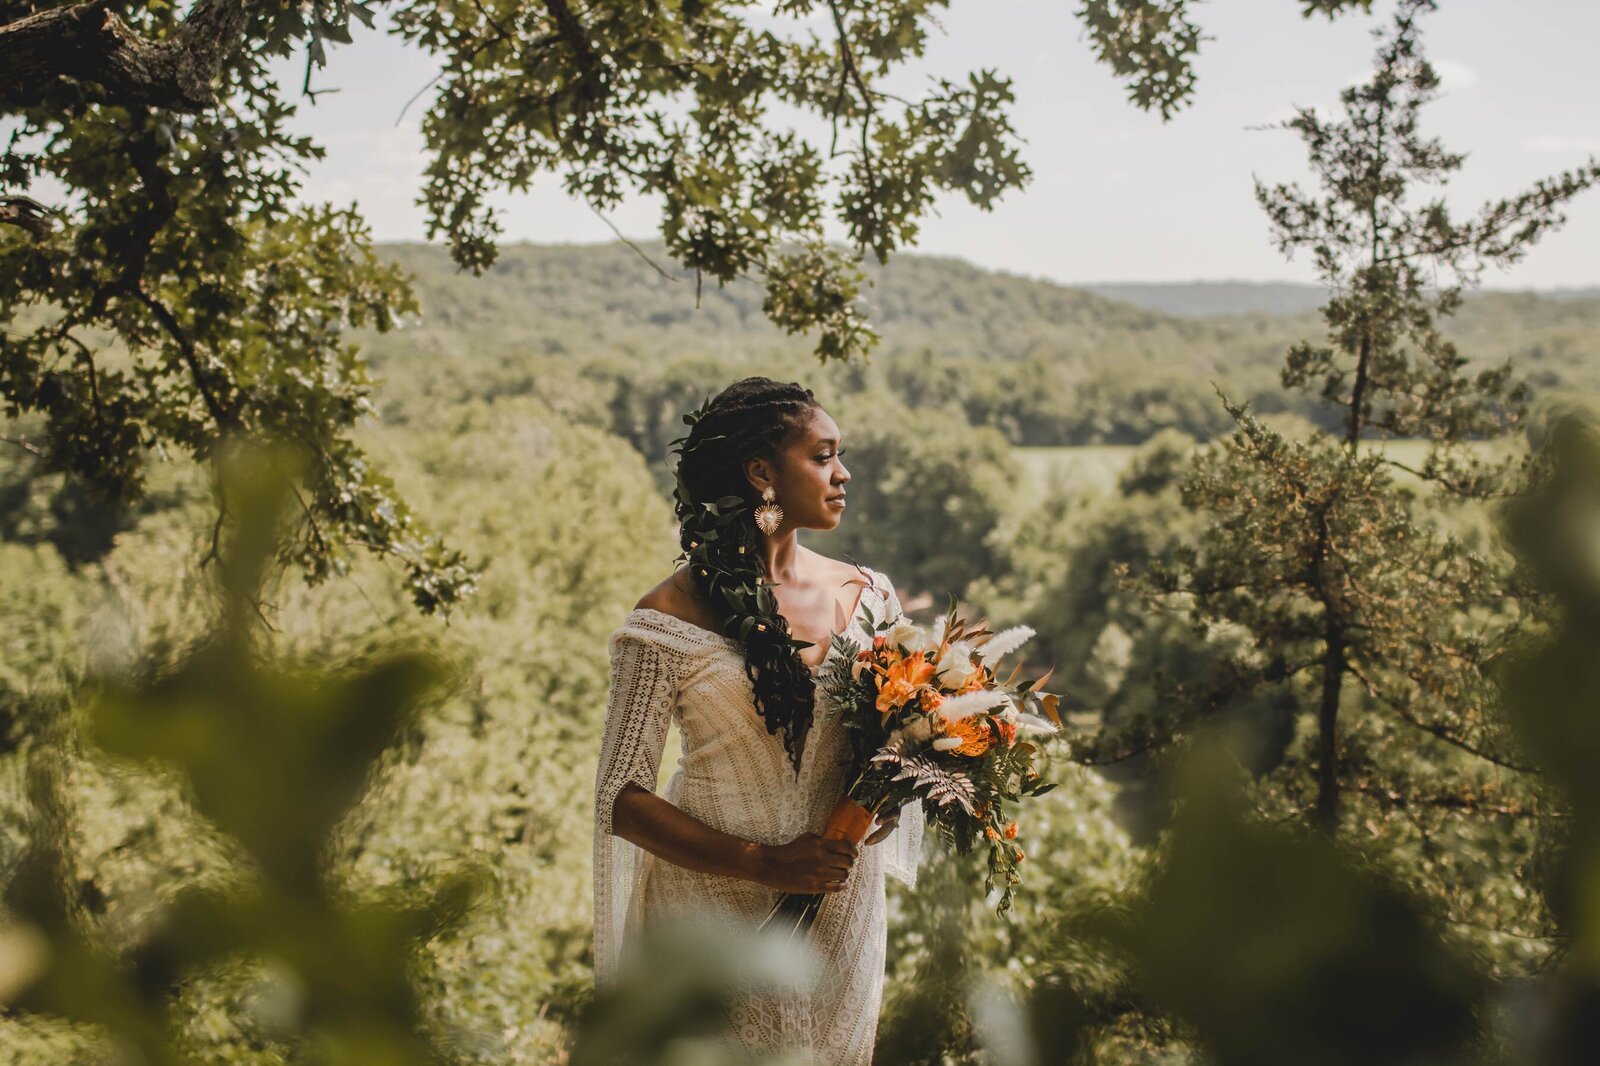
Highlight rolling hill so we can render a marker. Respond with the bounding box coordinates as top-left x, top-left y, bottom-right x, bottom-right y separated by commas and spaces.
365, 242, 1600, 404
